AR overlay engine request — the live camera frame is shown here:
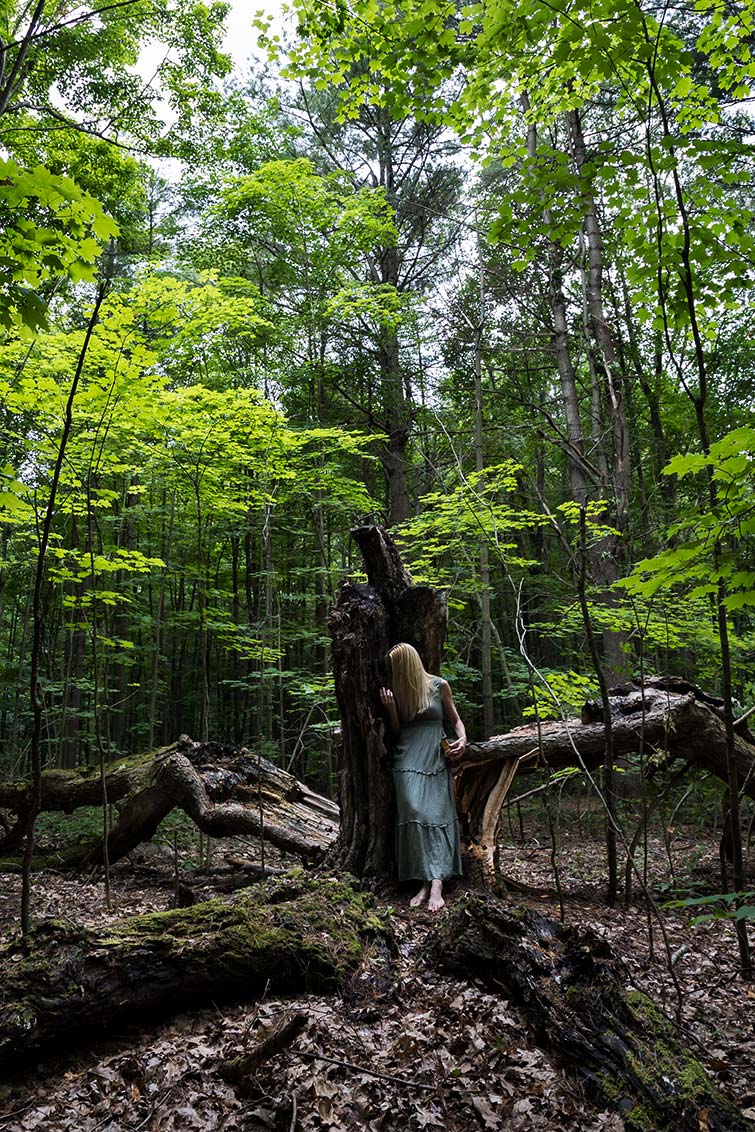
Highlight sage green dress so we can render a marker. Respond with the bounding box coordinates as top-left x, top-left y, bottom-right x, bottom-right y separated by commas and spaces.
393, 676, 463, 882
